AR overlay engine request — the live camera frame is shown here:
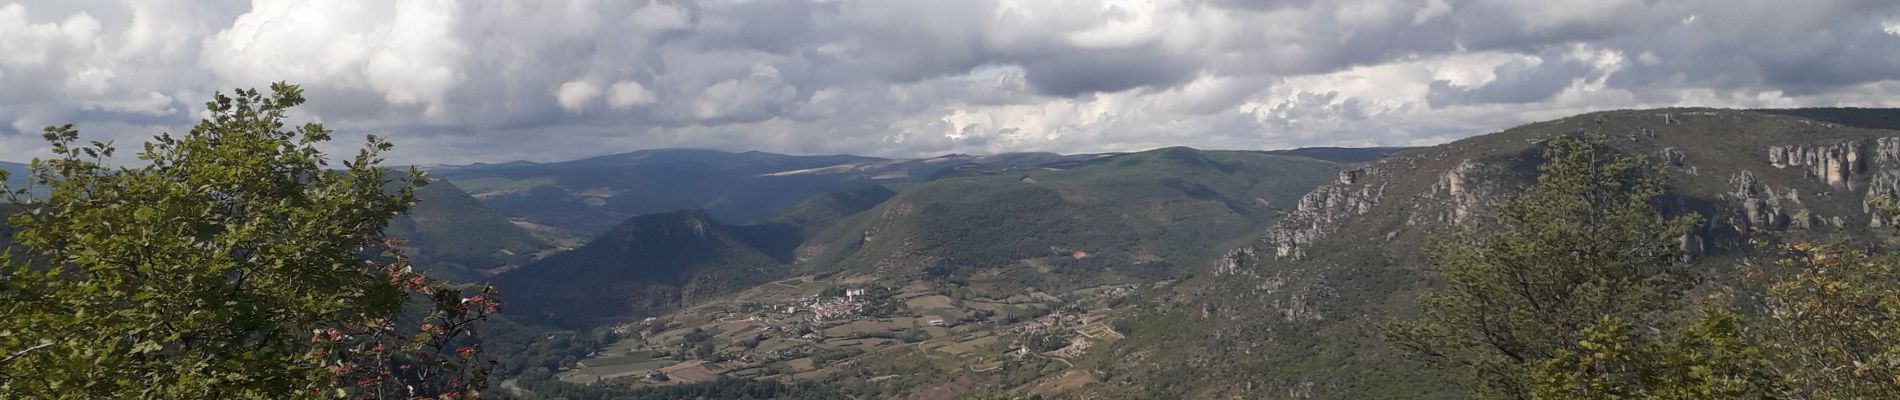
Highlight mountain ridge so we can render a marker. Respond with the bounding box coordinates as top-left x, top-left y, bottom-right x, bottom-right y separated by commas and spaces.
1084, 107, 1900, 398
492, 209, 786, 326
